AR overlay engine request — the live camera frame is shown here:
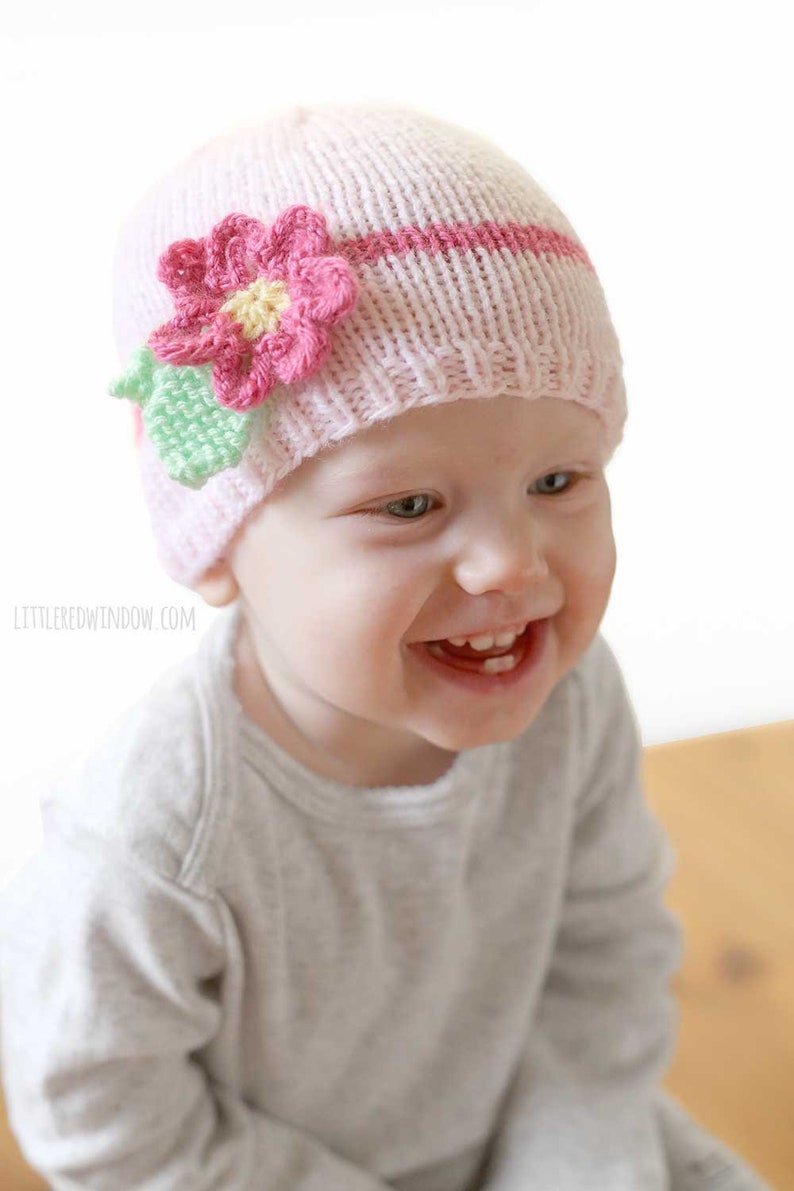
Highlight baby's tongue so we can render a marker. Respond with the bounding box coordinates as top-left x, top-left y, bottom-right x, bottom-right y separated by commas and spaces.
437, 638, 511, 660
